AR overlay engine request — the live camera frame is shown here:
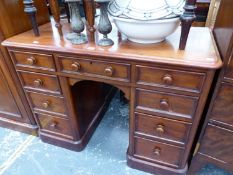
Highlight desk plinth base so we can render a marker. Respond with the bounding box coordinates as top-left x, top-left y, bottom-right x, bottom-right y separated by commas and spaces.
127, 153, 188, 175
0, 117, 38, 136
